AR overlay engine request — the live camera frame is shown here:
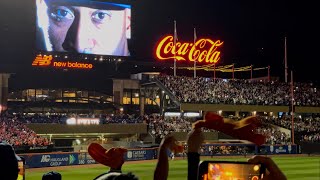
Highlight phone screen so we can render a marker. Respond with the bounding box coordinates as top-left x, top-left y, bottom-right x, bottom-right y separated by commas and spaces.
17, 160, 25, 180
200, 162, 264, 180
